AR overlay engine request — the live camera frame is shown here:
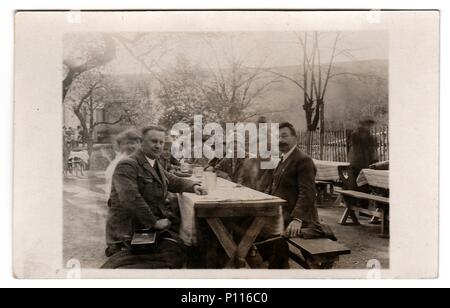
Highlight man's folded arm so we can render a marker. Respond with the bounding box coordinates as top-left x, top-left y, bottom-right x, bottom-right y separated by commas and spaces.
112, 160, 158, 228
